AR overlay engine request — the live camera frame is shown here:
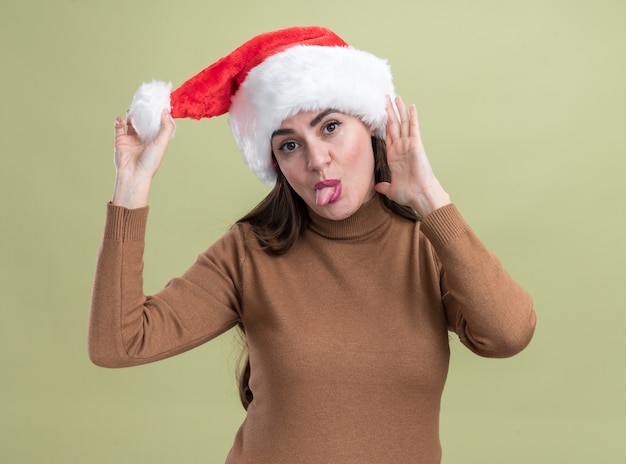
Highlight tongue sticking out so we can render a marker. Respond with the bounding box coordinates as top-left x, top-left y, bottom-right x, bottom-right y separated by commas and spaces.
315, 181, 342, 206
316, 187, 335, 206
